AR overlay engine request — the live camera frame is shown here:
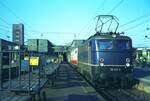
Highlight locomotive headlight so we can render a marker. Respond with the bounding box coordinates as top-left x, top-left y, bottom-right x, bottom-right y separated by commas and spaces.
100, 58, 104, 62
126, 58, 130, 67
126, 58, 130, 63
112, 34, 116, 38
126, 63, 130, 67
100, 63, 104, 67
99, 58, 104, 67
